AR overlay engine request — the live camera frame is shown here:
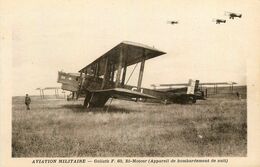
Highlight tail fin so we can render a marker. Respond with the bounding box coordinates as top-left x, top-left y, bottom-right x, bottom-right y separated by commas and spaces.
186, 79, 199, 94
